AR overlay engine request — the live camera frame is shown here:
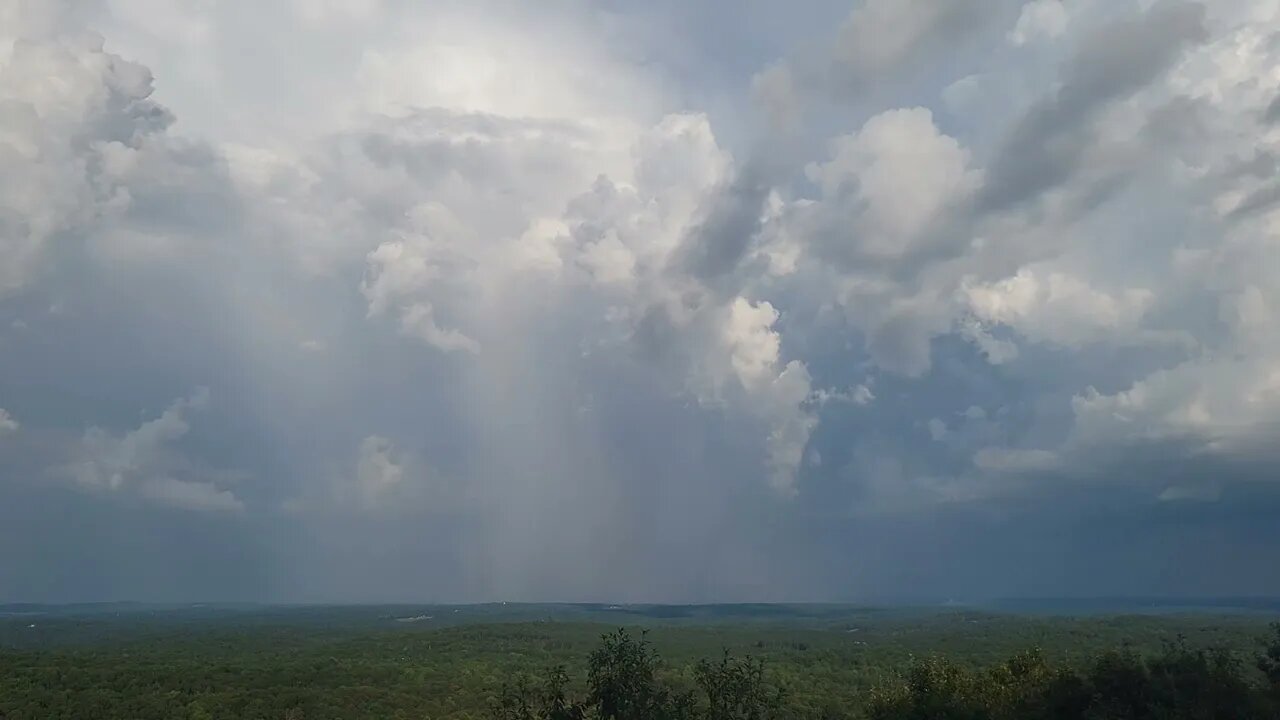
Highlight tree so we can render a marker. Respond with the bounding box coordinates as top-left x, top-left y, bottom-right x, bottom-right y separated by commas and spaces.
491, 675, 538, 720
542, 665, 586, 720
491, 628, 788, 720
865, 655, 992, 720
866, 633, 1280, 720
491, 625, 1280, 720
1259, 623, 1280, 692
587, 629, 692, 720
694, 650, 785, 720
